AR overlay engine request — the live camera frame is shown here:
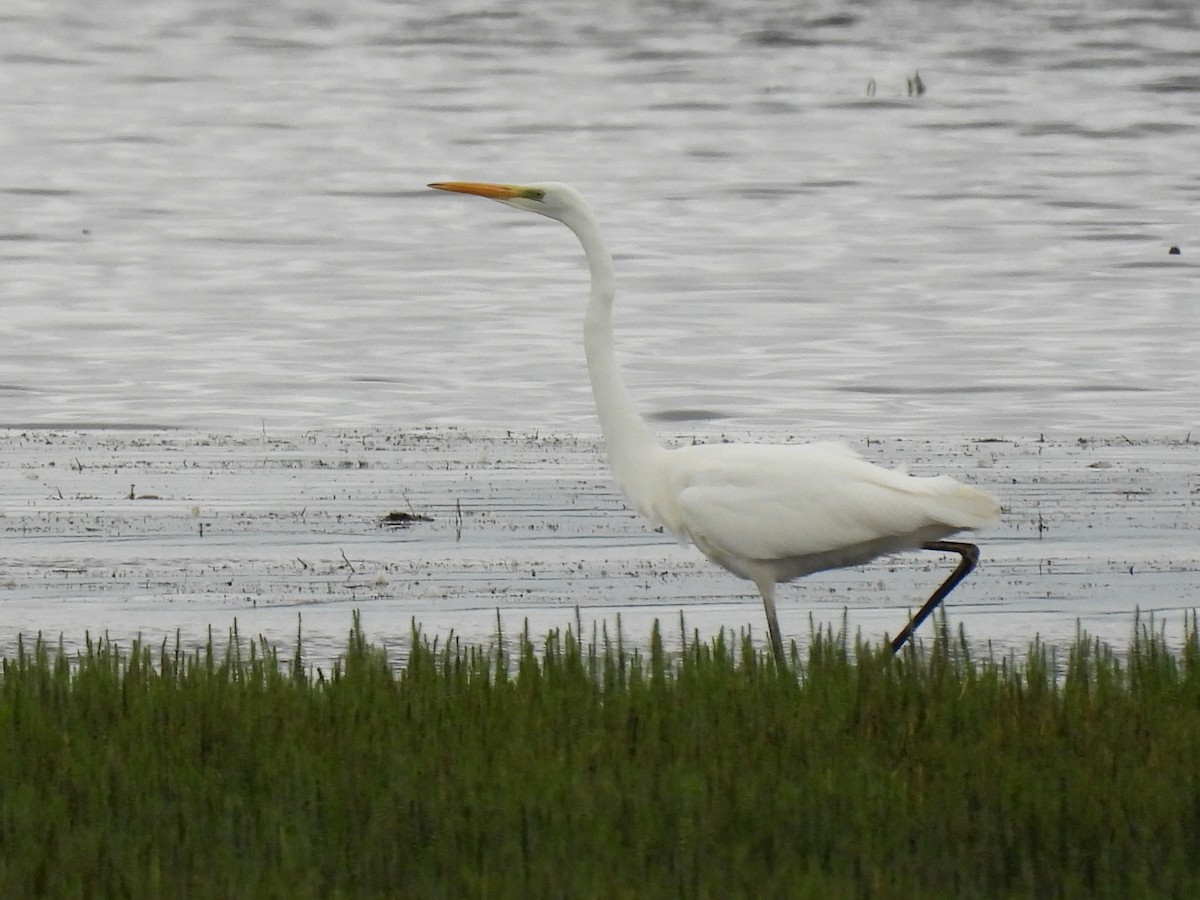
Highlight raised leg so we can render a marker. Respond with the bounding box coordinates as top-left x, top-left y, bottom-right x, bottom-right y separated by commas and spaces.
890, 541, 980, 654
754, 578, 786, 665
